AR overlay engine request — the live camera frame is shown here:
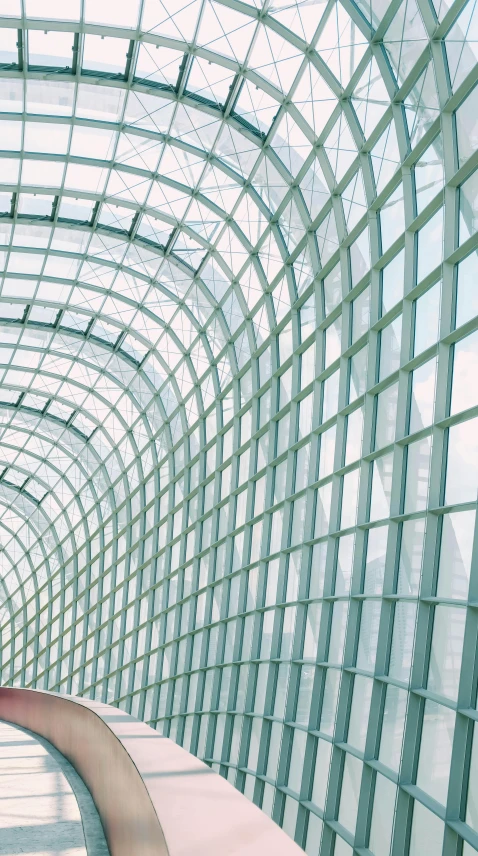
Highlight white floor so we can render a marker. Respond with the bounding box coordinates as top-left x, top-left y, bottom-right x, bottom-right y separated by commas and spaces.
0, 720, 89, 856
